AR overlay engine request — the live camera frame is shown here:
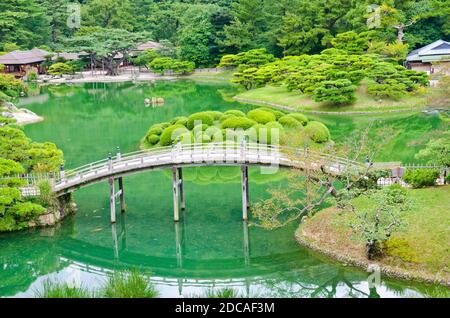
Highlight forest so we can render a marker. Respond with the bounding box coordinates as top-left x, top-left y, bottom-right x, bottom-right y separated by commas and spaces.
1, 0, 449, 67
